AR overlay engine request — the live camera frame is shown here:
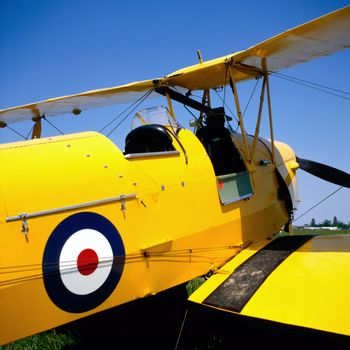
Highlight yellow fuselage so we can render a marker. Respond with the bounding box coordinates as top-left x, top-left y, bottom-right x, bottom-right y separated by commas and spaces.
0, 128, 295, 344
